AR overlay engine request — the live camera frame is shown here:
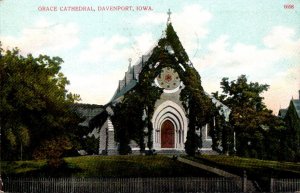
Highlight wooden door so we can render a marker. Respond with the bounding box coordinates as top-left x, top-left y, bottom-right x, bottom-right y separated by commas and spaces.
161, 120, 175, 148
